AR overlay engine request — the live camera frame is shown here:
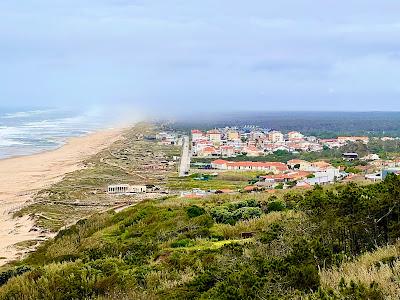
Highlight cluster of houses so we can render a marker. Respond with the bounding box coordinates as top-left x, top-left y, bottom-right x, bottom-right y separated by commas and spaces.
156, 132, 181, 145
211, 158, 345, 189
191, 127, 373, 158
